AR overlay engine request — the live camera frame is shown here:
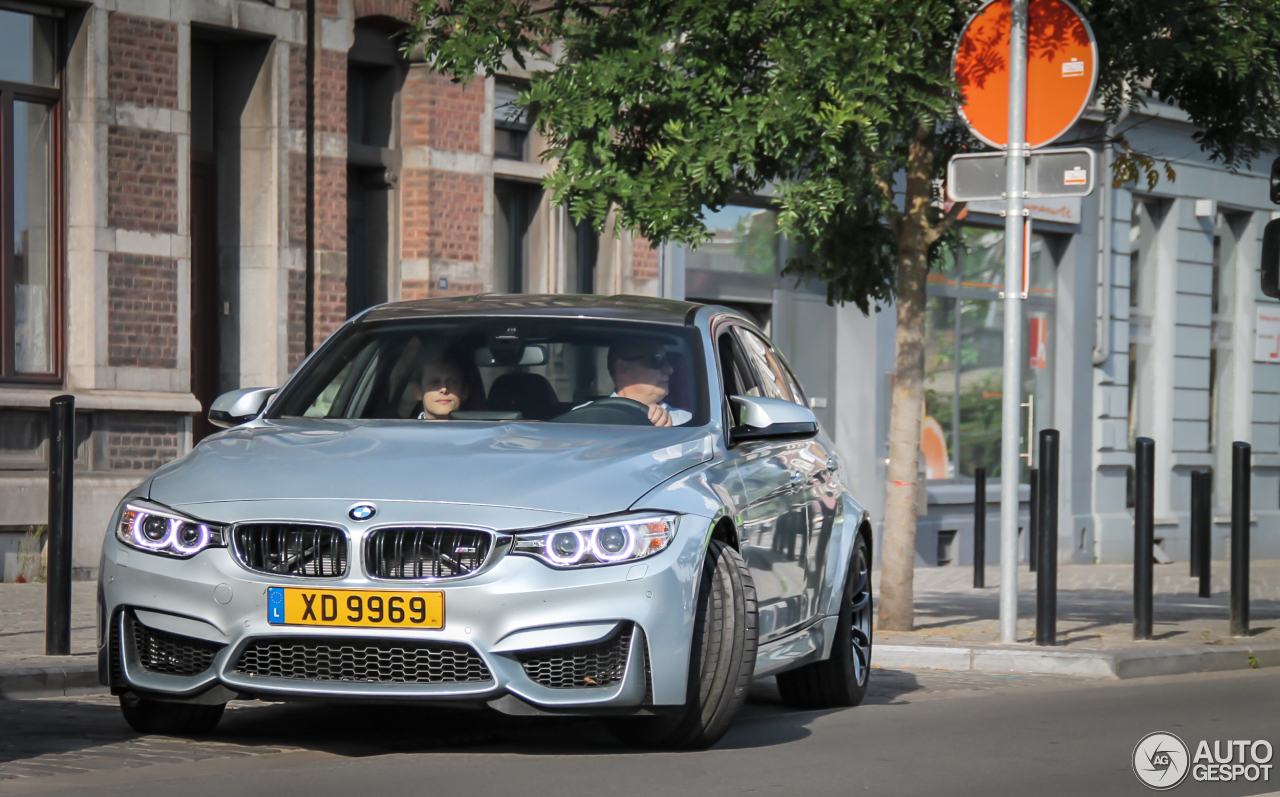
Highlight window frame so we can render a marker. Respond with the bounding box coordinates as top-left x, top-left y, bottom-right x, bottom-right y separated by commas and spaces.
0, 70, 63, 383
